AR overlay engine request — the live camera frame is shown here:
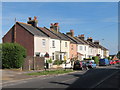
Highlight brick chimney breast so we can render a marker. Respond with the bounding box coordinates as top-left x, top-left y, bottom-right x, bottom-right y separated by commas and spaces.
87, 37, 93, 42
78, 34, 85, 40
70, 30, 74, 37
54, 23, 59, 26
50, 23, 59, 33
